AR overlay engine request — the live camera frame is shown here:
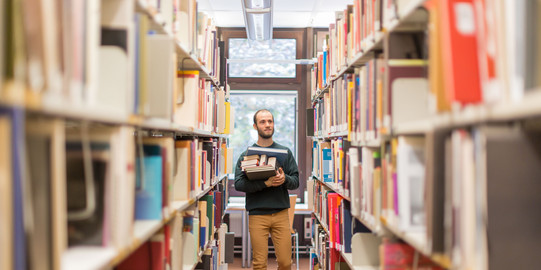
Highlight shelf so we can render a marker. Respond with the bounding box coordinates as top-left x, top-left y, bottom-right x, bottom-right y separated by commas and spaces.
490, 89, 541, 121
196, 174, 228, 201
311, 0, 429, 102
391, 91, 541, 134
393, 120, 432, 135
380, 216, 451, 269
311, 86, 330, 104
341, 253, 379, 270
312, 211, 330, 235
351, 138, 383, 148
135, 0, 220, 87
313, 176, 351, 202
0, 98, 230, 138
313, 211, 379, 270
63, 174, 228, 270
312, 129, 349, 140
356, 213, 381, 235
62, 247, 117, 270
